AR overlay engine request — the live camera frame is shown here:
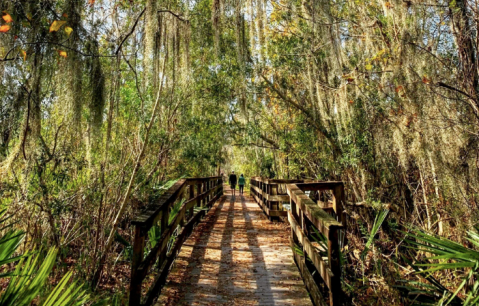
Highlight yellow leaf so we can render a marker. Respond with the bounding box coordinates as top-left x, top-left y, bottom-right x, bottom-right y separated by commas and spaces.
22, 50, 27, 61
26, 13, 32, 20
0, 25, 10, 33
2, 13, 13, 23
49, 20, 66, 32
365, 64, 372, 70
58, 50, 67, 58
65, 26, 73, 36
